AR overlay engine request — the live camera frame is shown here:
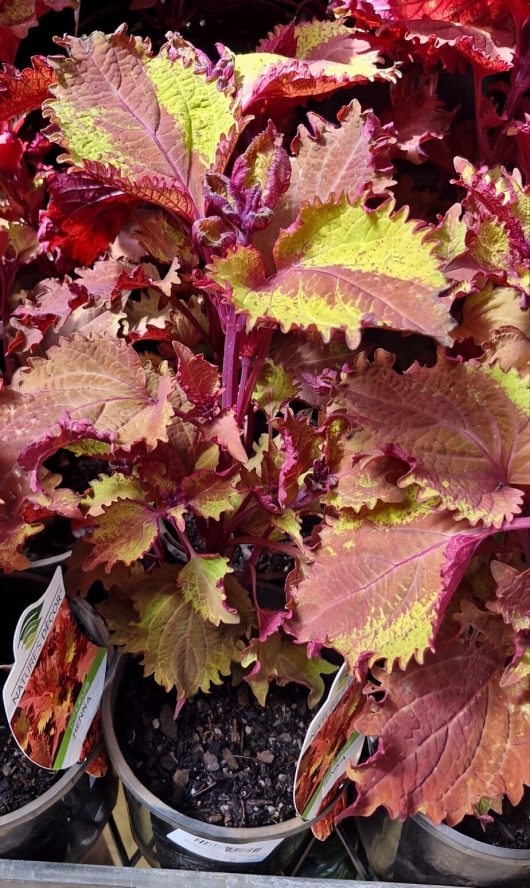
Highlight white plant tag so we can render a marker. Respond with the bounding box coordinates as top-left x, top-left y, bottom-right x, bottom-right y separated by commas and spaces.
3, 567, 107, 771
166, 828, 283, 862
294, 663, 364, 820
